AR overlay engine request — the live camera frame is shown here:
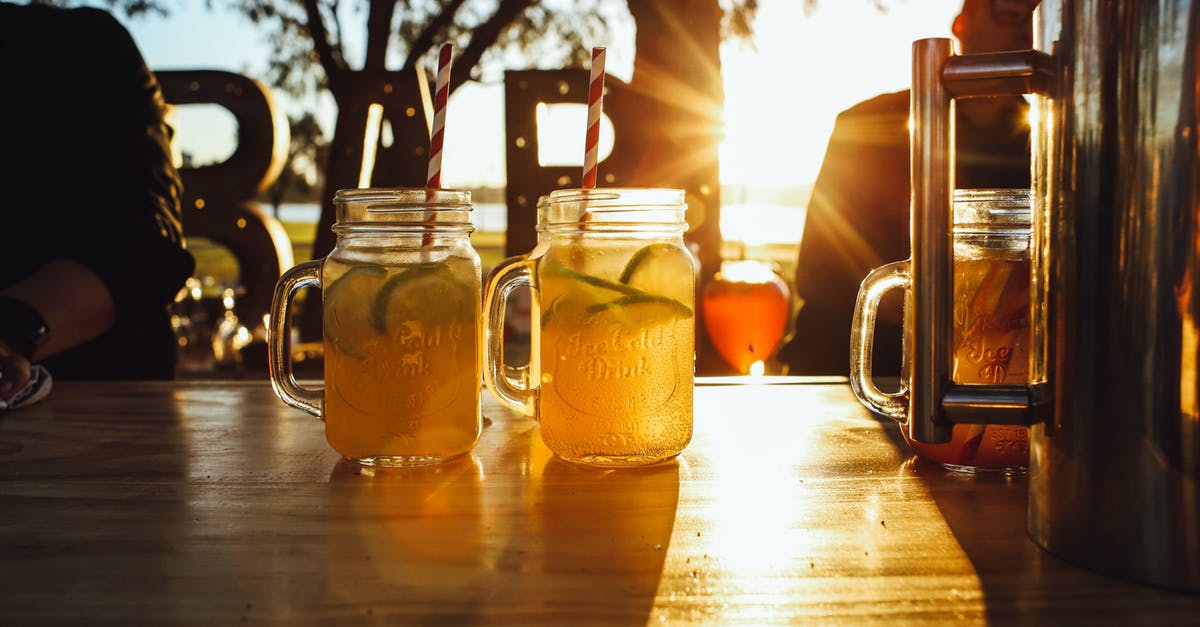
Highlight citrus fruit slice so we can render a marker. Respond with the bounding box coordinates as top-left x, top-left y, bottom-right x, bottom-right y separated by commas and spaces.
541, 261, 641, 297
582, 295, 693, 336
585, 293, 694, 323
618, 243, 693, 304
323, 264, 388, 359
372, 263, 476, 334
969, 262, 1015, 316
540, 261, 640, 329
540, 259, 693, 330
